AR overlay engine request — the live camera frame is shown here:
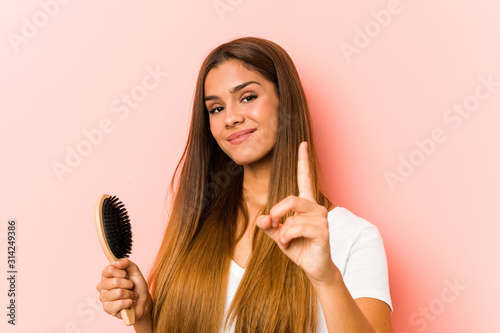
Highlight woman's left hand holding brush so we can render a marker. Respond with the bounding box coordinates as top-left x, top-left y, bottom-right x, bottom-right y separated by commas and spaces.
97, 258, 153, 333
